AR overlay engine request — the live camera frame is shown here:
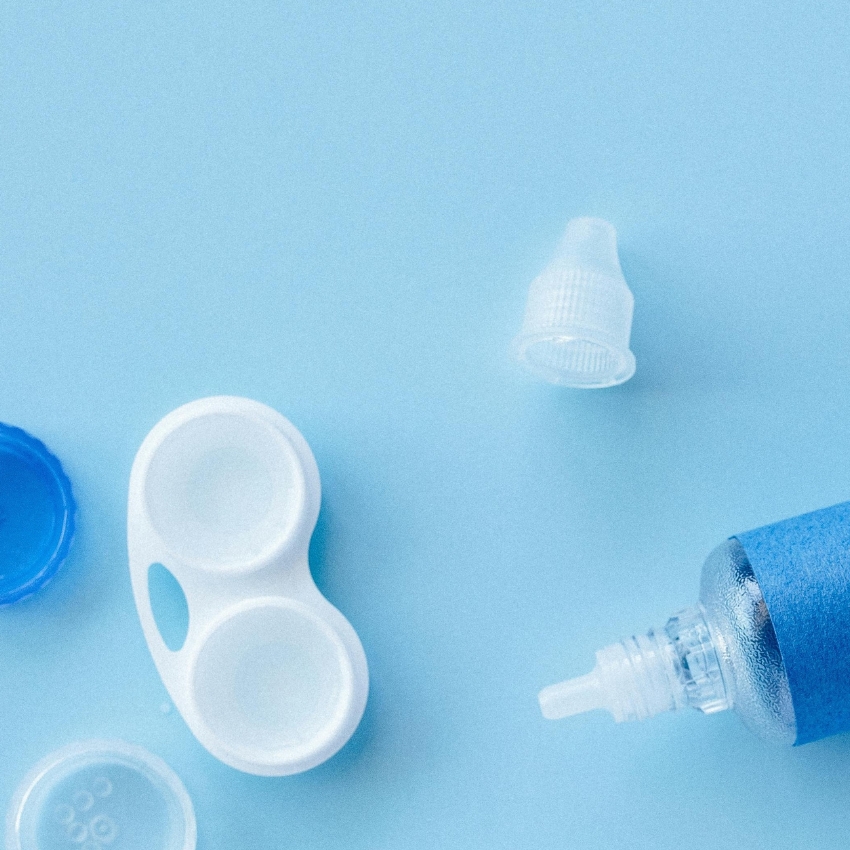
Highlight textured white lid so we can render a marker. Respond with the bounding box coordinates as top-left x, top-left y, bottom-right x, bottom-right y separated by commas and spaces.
513, 217, 636, 388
